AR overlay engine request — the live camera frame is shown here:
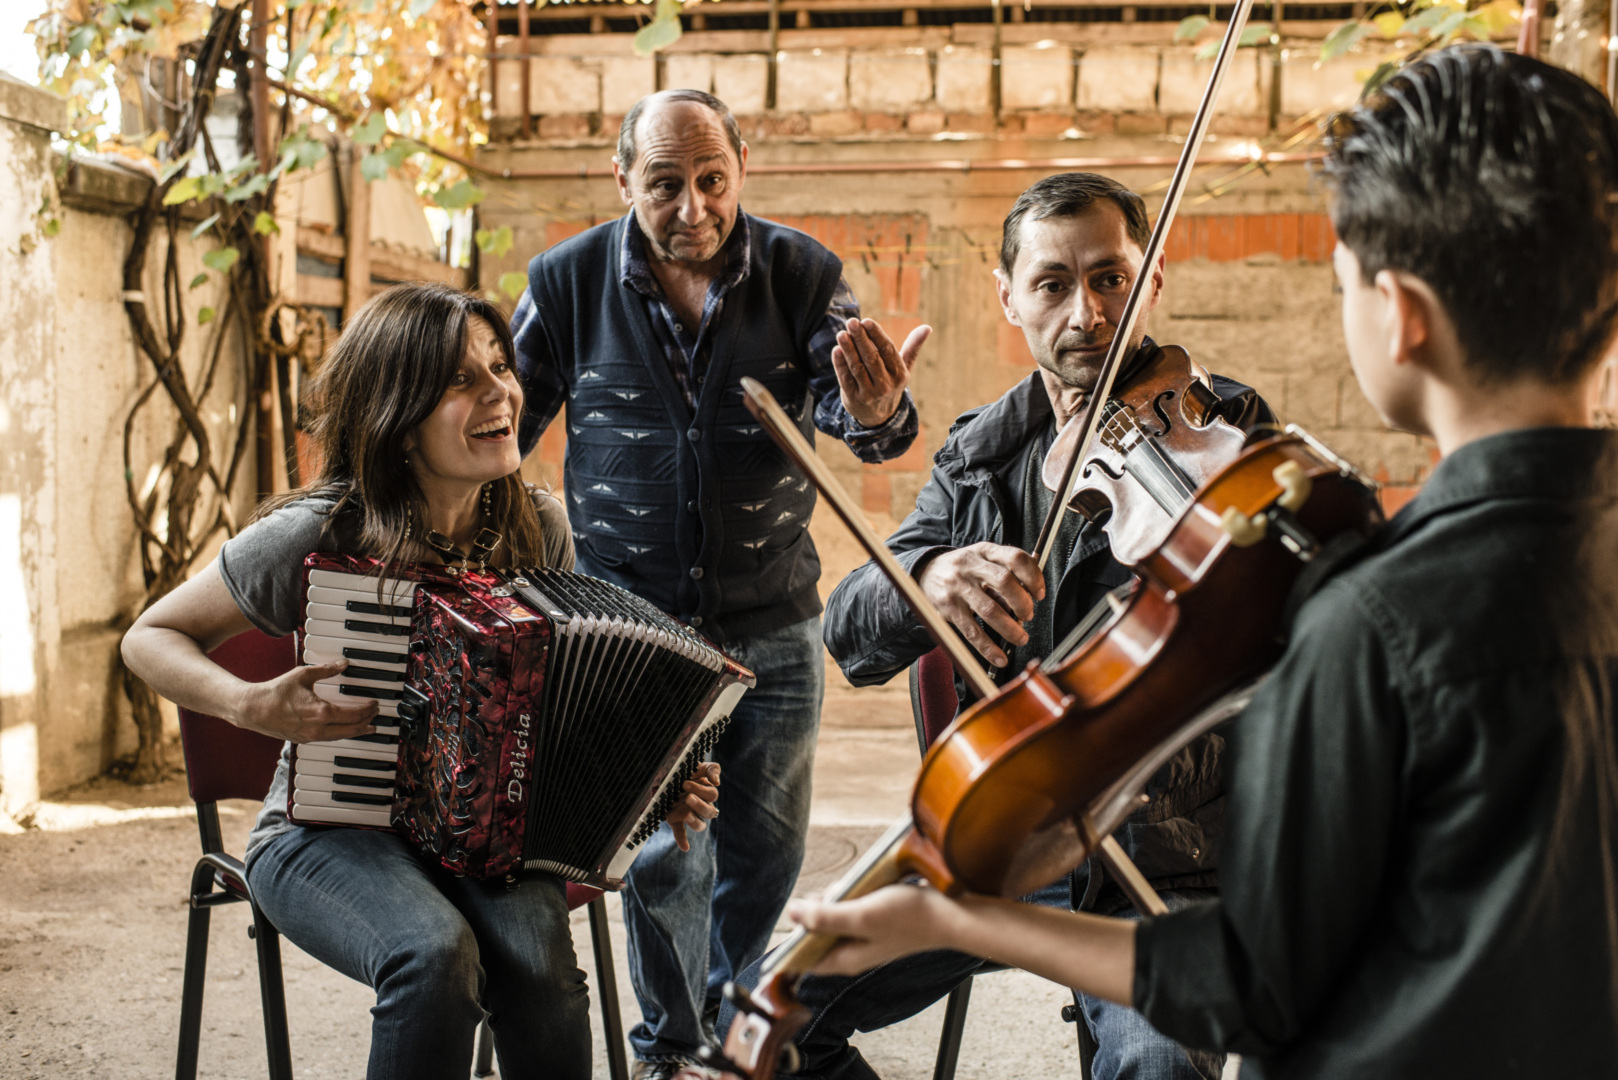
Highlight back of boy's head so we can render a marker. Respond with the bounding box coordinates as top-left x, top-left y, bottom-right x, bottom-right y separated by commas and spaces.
1322, 44, 1618, 386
